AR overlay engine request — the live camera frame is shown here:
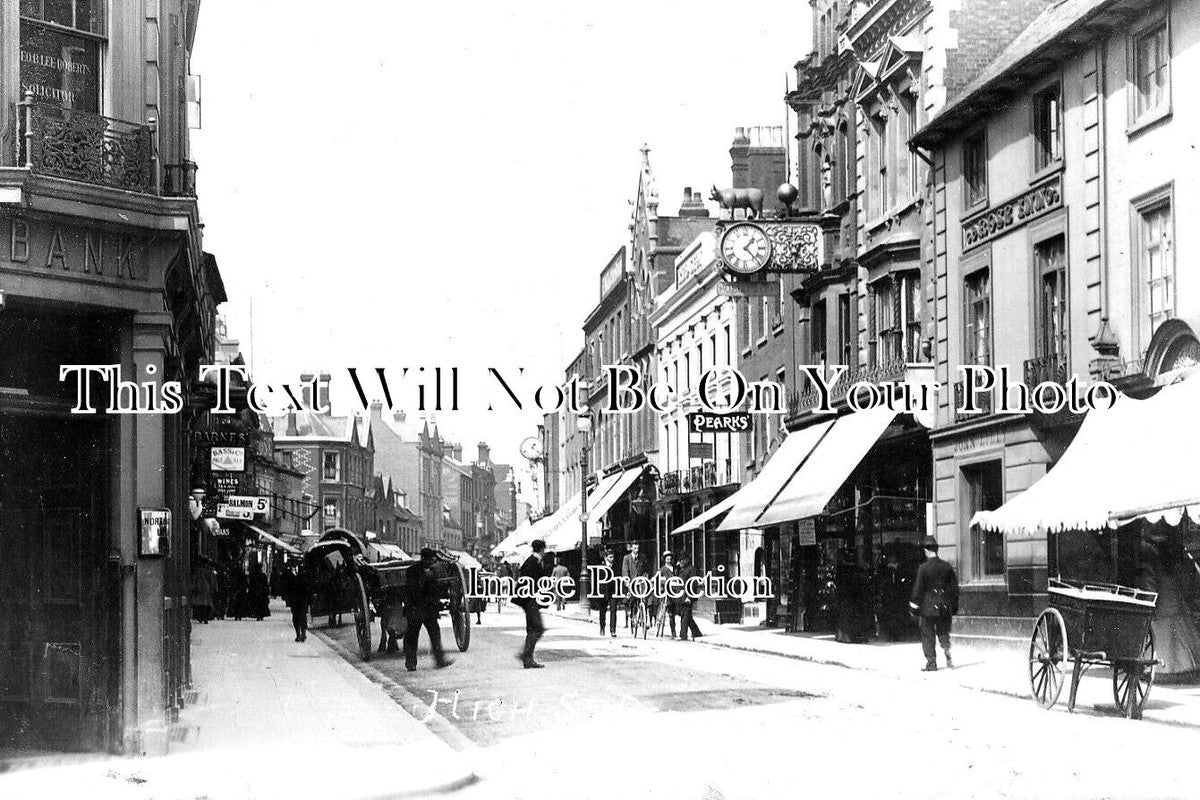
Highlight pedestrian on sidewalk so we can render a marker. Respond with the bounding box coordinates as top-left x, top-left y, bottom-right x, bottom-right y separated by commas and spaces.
595, 550, 618, 637
551, 555, 570, 611
283, 562, 312, 642
515, 538, 548, 668
621, 542, 648, 629
657, 551, 677, 638
190, 560, 216, 624
676, 553, 703, 641
229, 564, 248, 621
403, 548, 454, 671
909, 535, 958, 672
247, 561, 271, 621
